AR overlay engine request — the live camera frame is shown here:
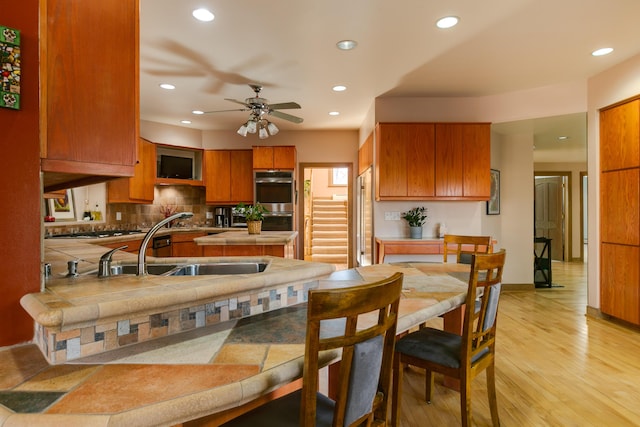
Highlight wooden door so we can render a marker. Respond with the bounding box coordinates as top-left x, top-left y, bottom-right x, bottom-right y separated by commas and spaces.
601, 243, 640, 324
107, 139, 156, 203
600, 99, 640, 172
230, 150, 254, 203
462, 124, 491, 197
41, 0, 138, 190
435, 124, 464, 197
205, 150, 231, 203
407, 124, 435, 197
376, 124, 408, 198
535, 176, 564, 261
